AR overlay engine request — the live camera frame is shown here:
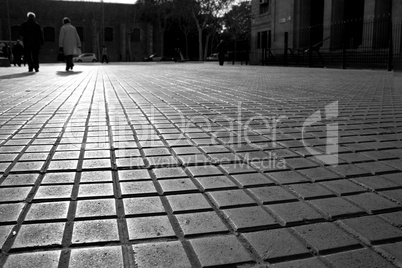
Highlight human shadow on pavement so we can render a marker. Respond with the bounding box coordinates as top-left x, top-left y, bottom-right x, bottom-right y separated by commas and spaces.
0, 72, 36, 80
56, 71, 83, 76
